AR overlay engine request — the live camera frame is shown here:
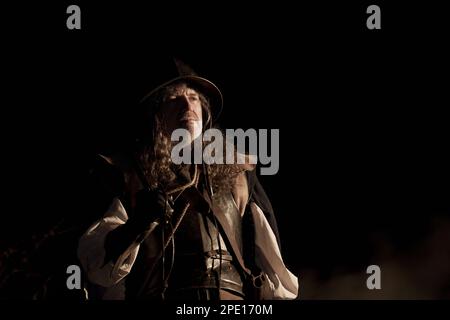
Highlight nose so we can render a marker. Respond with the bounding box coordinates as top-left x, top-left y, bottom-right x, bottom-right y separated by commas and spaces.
178, 95, 196, 111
